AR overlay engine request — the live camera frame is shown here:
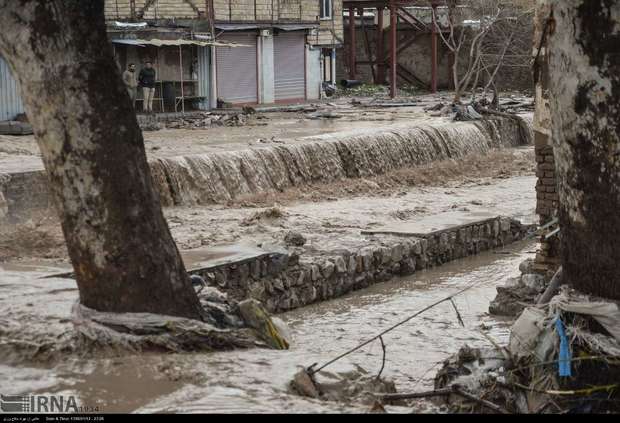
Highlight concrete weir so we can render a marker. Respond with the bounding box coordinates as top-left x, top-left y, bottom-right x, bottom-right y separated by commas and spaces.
0, 115, 531, 220
150, 116, 533, 207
